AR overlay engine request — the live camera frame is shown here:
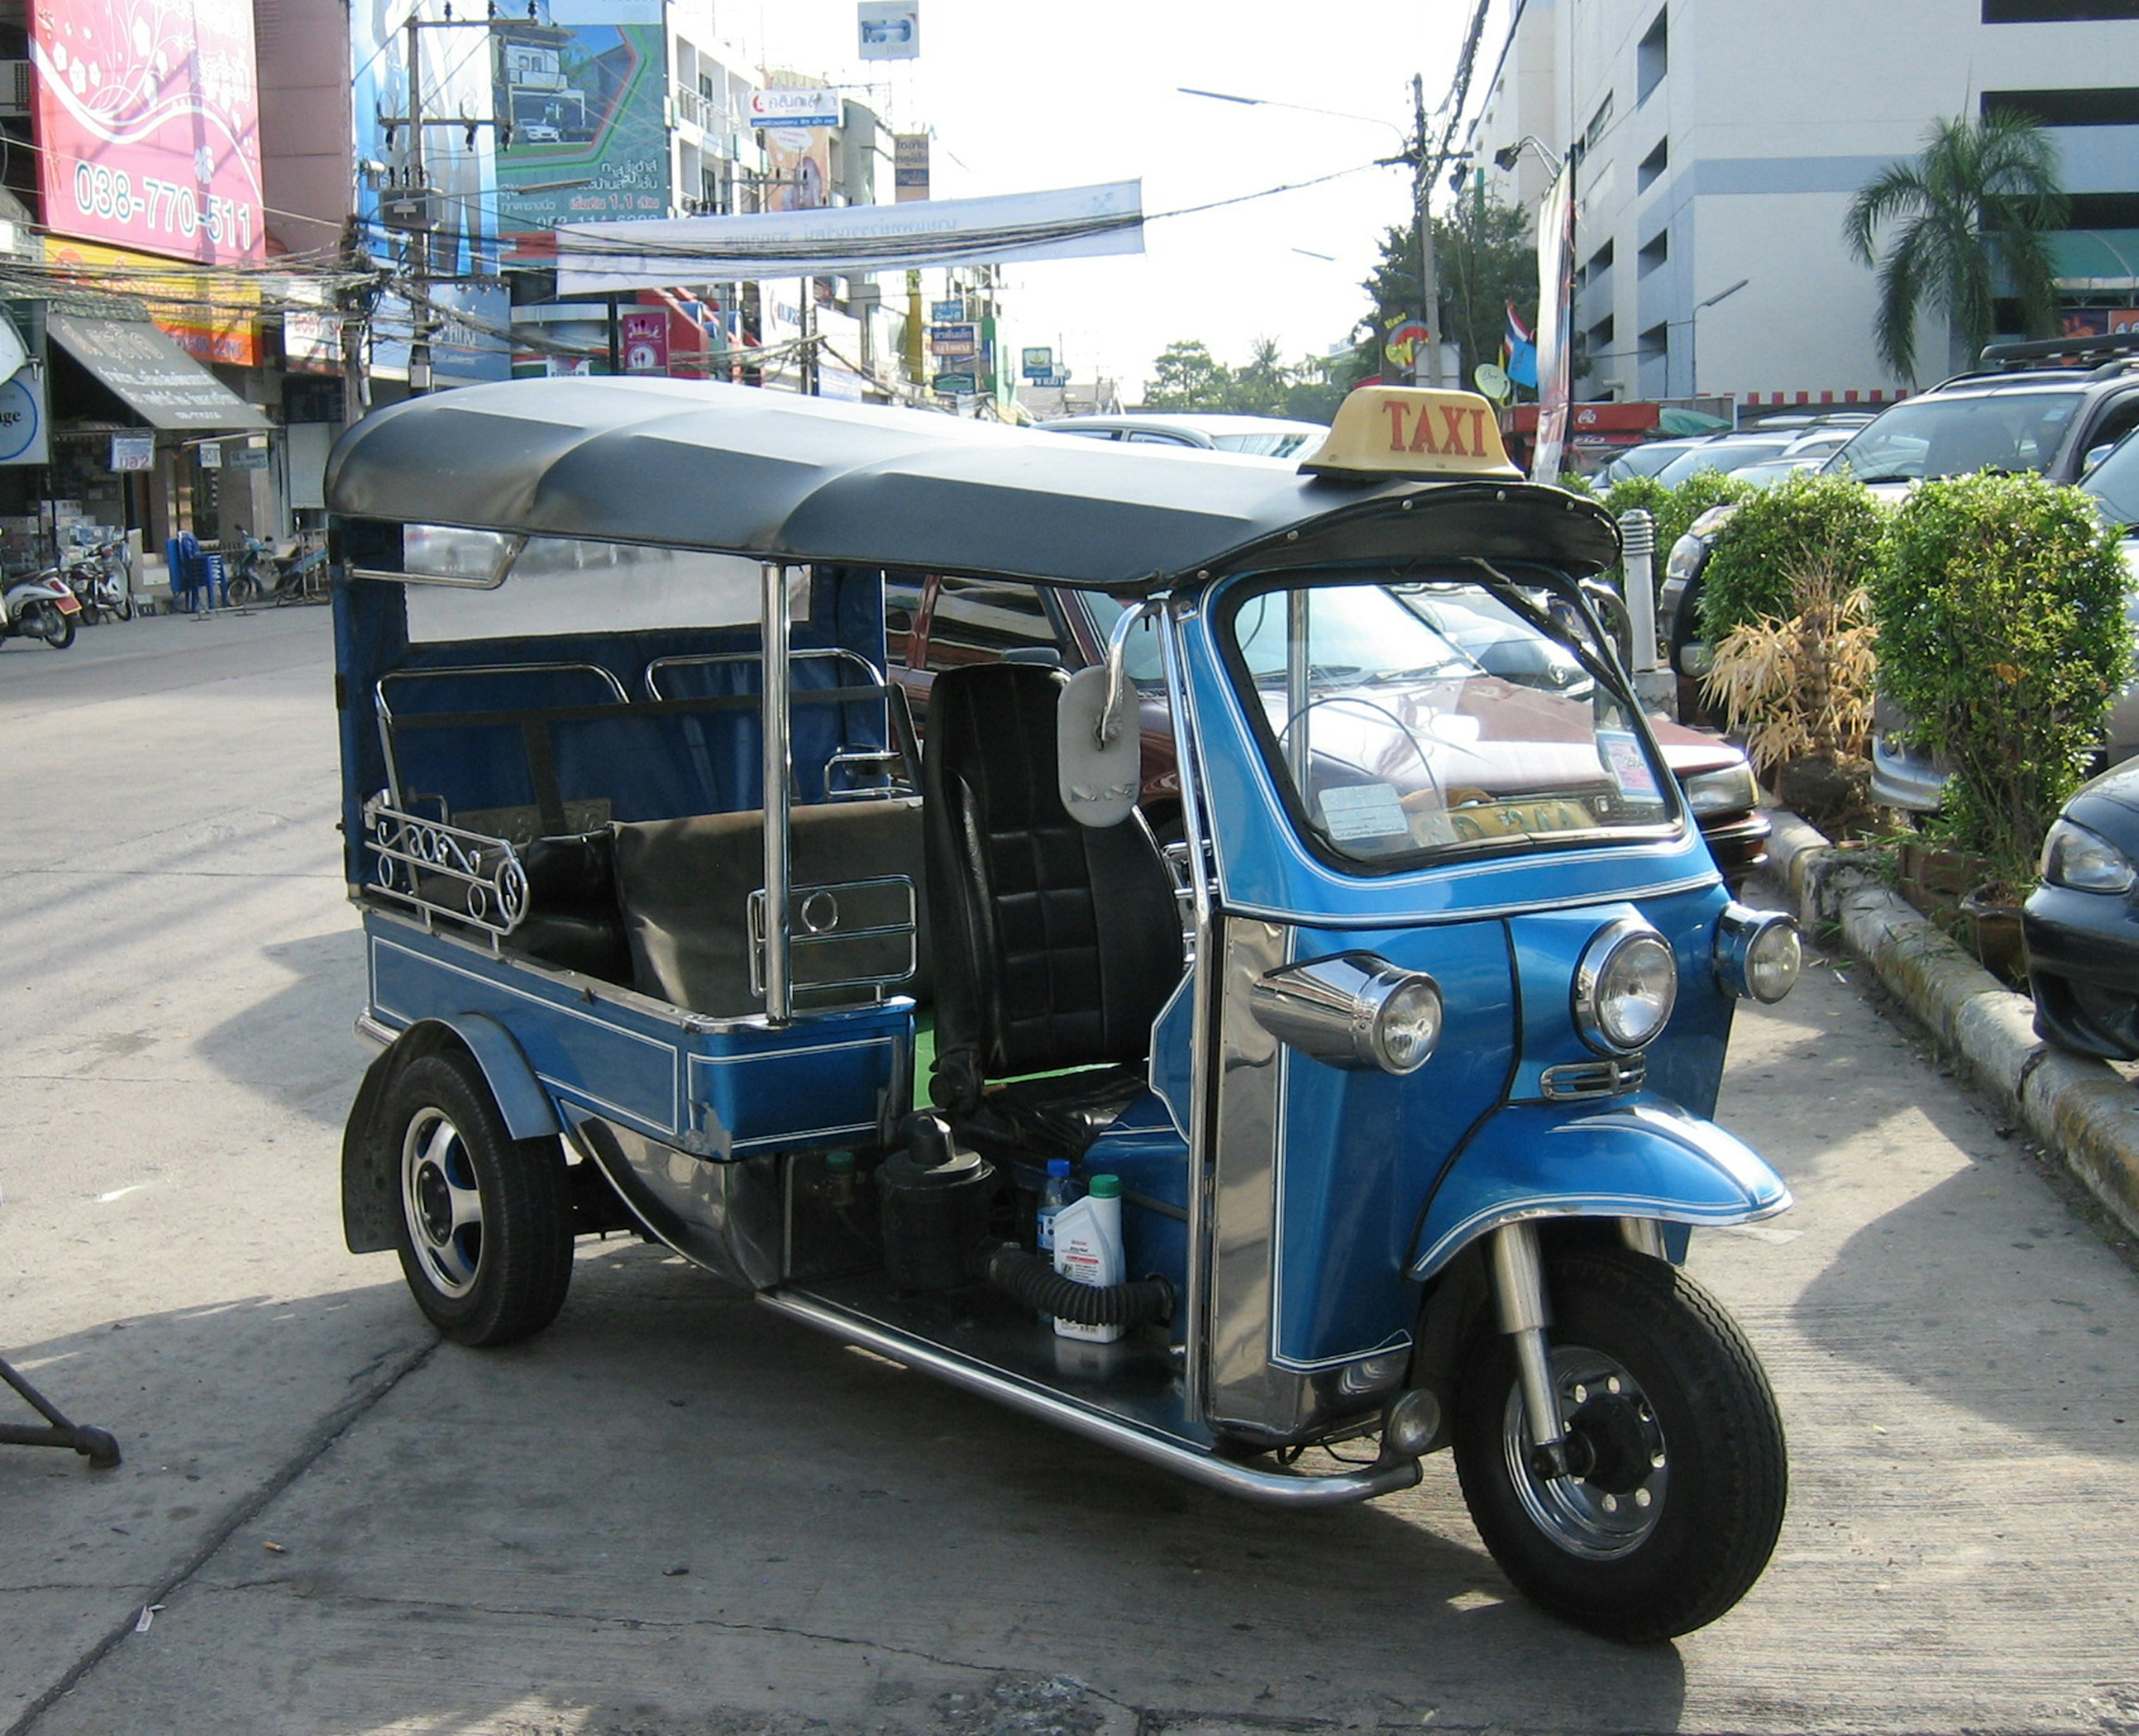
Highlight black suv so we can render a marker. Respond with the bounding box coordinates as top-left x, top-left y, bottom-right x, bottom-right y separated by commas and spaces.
1658, 330, 2139, 725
